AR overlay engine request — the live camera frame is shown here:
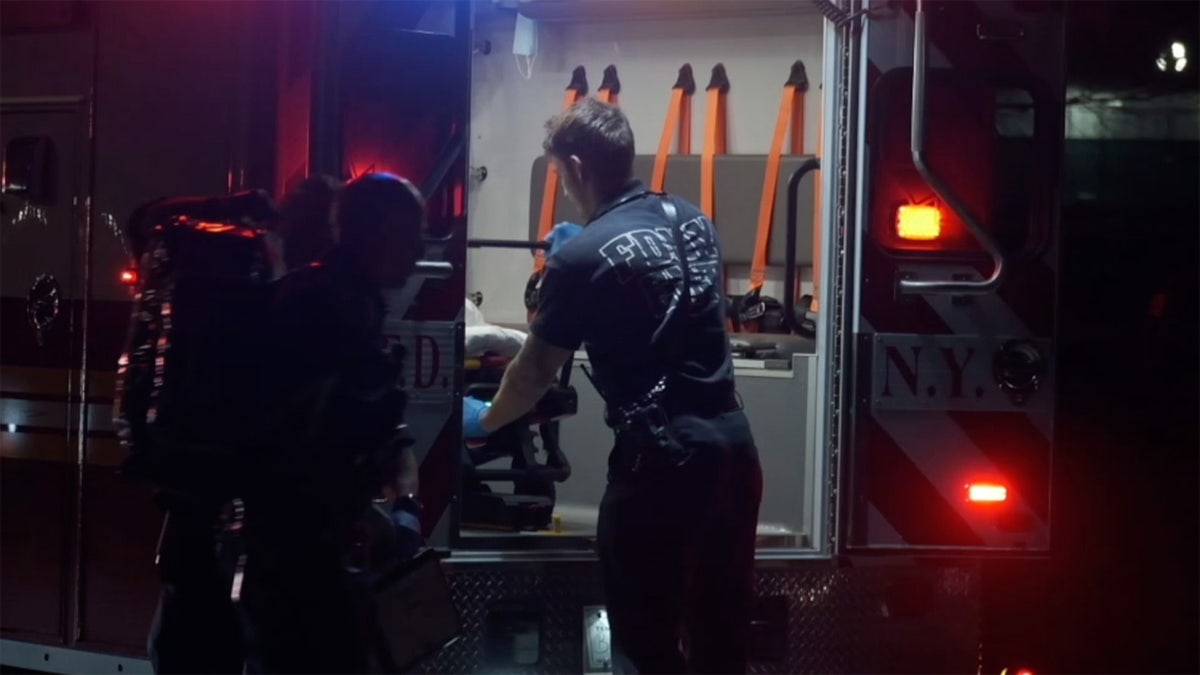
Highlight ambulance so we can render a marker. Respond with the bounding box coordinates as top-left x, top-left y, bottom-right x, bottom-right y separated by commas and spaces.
0, 0, 1063, 672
